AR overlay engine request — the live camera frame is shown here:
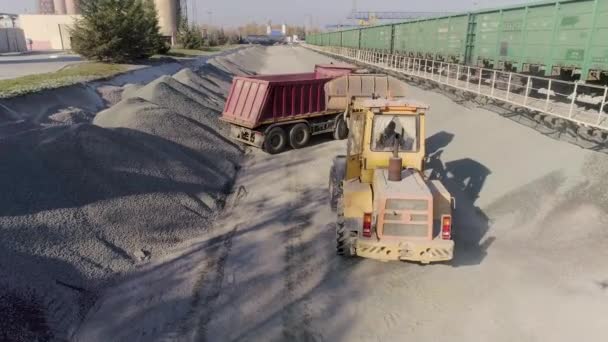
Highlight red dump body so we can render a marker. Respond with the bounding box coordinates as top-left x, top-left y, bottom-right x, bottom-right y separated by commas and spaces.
221, 64, 355, 129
